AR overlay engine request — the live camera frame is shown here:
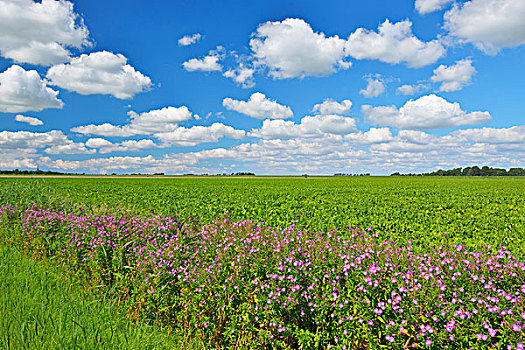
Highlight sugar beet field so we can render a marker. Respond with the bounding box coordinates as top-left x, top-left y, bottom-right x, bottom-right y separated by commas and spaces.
0, 176, 524, 349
